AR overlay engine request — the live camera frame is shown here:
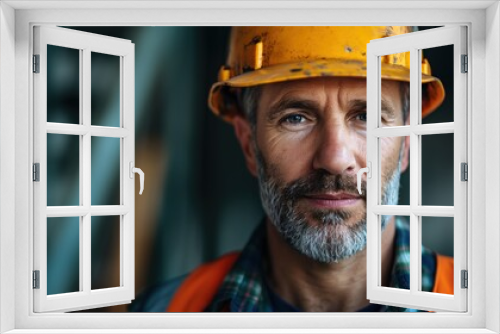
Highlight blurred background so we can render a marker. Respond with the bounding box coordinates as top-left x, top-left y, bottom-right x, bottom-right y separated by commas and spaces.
45, 26, 454, 311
